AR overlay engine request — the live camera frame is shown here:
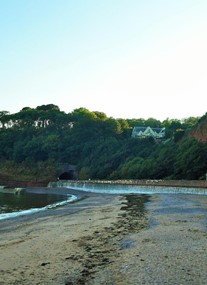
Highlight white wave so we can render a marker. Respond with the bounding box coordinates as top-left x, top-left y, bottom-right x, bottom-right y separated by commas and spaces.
0, 194, 77, 221
65, 184, 207, 195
